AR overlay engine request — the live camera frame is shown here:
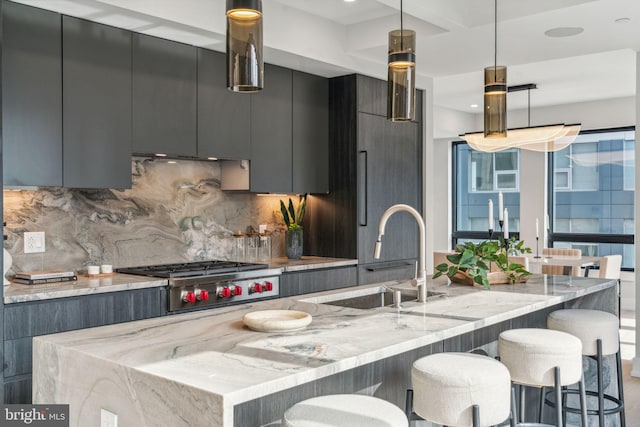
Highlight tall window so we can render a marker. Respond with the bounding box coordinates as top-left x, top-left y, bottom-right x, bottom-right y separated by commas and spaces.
549, 127, 635, 269
453, 142, 520, 245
